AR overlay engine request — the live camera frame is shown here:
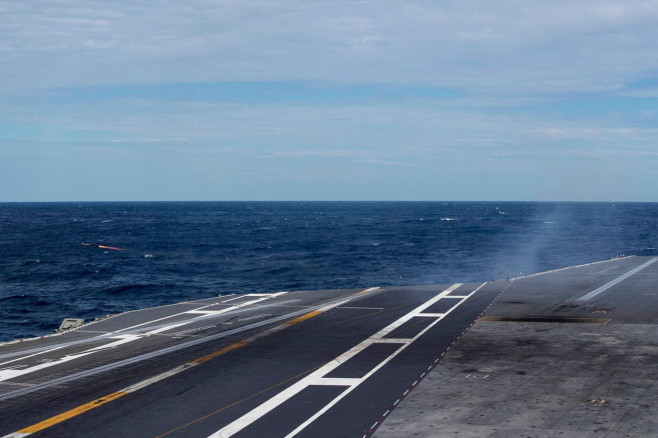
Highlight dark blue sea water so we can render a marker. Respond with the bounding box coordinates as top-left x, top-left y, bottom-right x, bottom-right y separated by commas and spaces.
1, 202, 656, 342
